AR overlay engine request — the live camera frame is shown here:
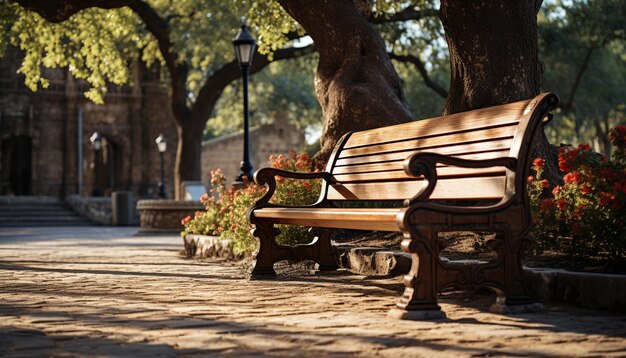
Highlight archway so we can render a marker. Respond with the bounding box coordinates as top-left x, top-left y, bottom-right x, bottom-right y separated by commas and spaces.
1, 135, 32, 195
